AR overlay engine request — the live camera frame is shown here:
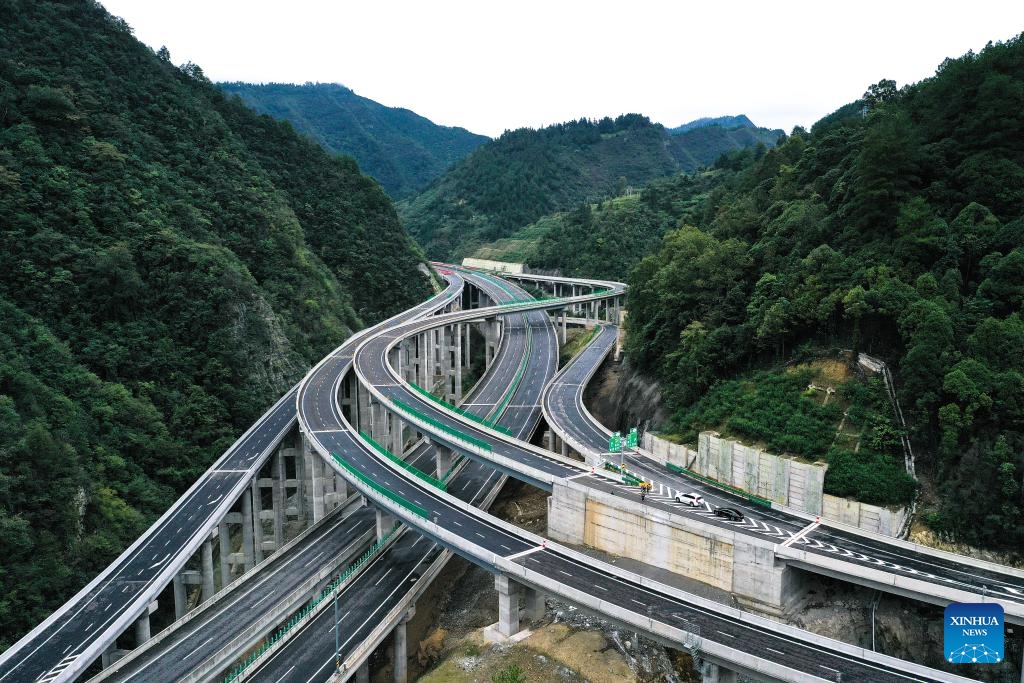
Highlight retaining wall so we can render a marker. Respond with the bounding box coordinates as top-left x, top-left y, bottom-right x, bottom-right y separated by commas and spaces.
547, 479, 805, 614
642, 432, 906, 536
